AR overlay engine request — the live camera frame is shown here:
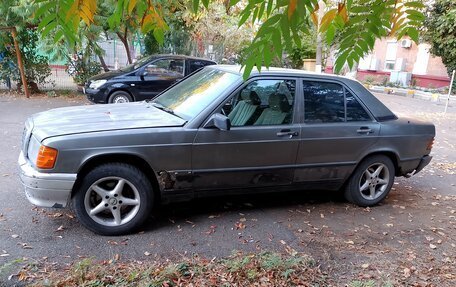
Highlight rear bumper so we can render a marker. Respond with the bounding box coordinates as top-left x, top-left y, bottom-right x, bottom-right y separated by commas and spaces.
414, 155, 432, 175
18, 151, 76, 208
